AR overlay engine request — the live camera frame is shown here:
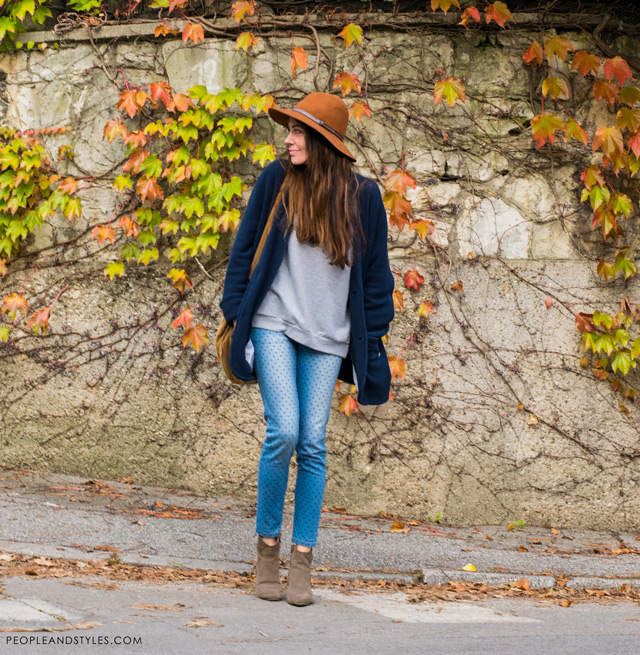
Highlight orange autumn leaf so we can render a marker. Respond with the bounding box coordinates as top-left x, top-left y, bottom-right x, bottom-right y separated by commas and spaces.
290, 46, 308, 77
333, 72, 362, 96
116, 215, 139, 238
544, 35, 574, 63
173, 308, 193, 329
168, 94, 194, 113
451, 279, 464, 291
592, 126, 624, 158
57, 177, 77, 194
542, 77, 570, 100
385, 168, 416, 196
1, 293, 28, 320
404, 269, 425, 291
530, 114, 565, 148
338, 393, 359, 417
571, 51, 601, 77
167, 268, 194, 294
26, 307, 50, 335
418, 301, 434, 318
564, 118, 589, 146
383, 191, 412, 230
603, 56, 633, 87
182, 23, 204, 45
103, 119, 127, 143
523, 41, 543, 66
231, 0, 255, 23
122, 130, 147, 149
484, 1, 514, 28
0, 260, 7, 277
117, 89, 142, 119
338, 23, 364, 47
434, 78, 465, 107
430, 0, 460, 13
349, 101, 372, 121
183, 323, 209, 353
236, 31, 258, 51
408, 218, 434, 240
91, 225, 116, 244
459, 6, 480, 28
628, 132, 640, 158
122, 149, 150, 175
388, 356, 406, 381
593, 80, 619, 108
393, 289, 404, 311
149, 81, 173, 108
136, 176, 164, 204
